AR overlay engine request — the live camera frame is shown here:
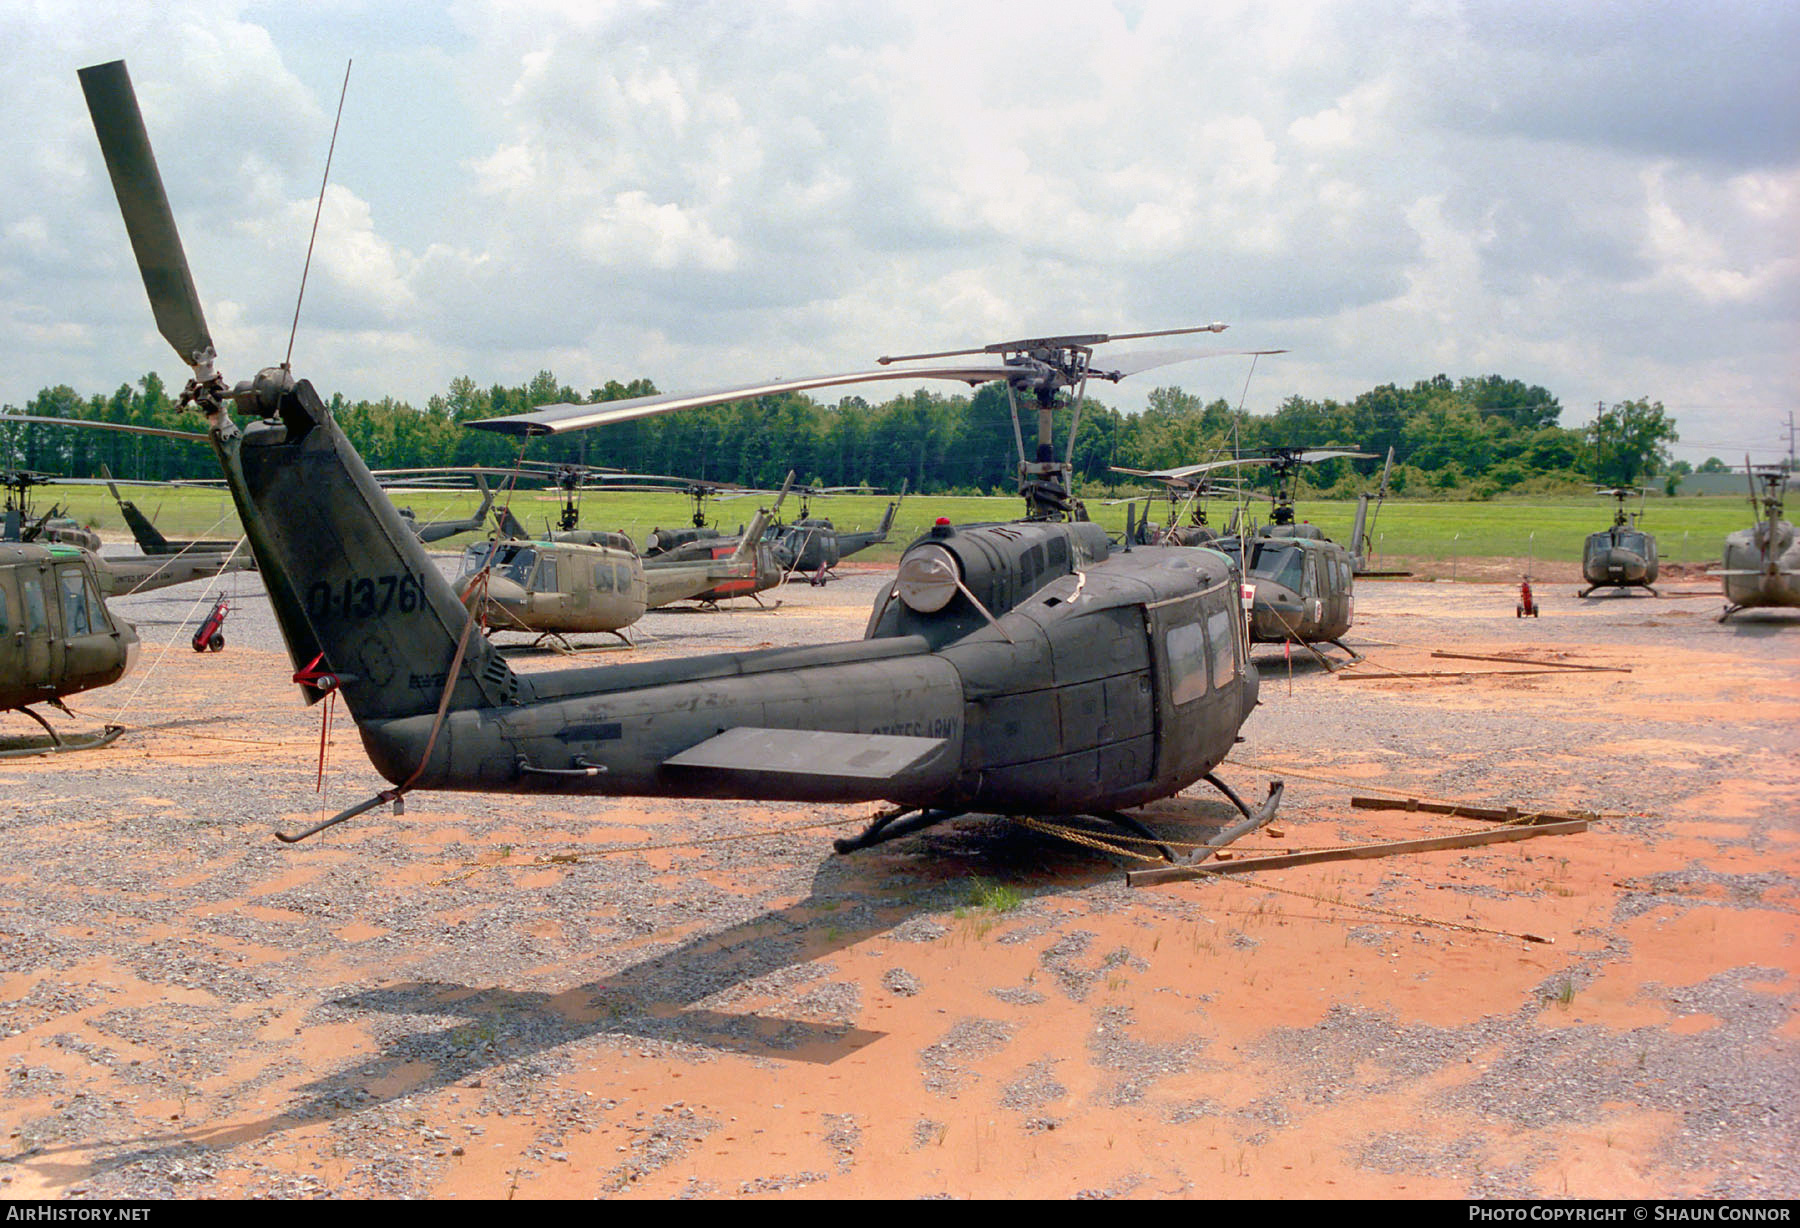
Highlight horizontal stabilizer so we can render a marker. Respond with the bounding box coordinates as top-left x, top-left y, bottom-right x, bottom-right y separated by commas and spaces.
665, 727, 946, 781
